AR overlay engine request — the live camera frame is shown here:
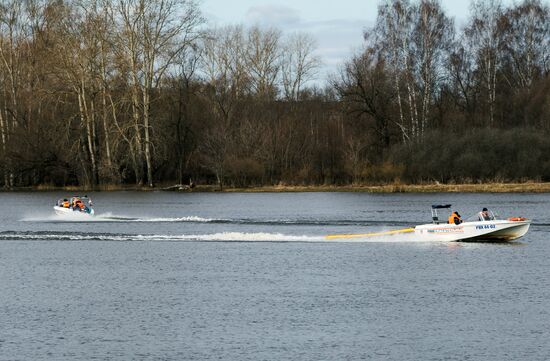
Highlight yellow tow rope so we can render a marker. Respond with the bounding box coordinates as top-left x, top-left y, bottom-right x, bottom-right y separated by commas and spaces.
325, 227, 415, 240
